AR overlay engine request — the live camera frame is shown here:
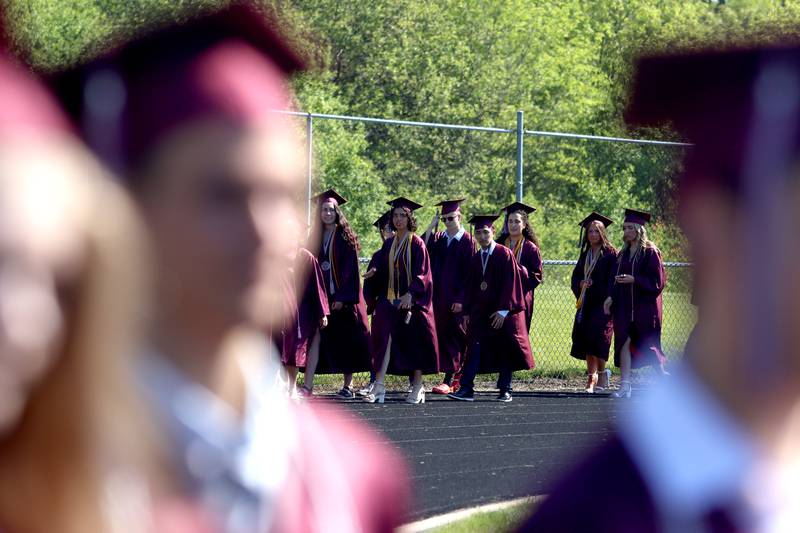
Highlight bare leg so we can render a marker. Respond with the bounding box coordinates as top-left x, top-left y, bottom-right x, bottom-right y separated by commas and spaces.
585, 355, 599, 392
620, 339, 632, 382
303, 331, 321, 391
364, 338, 391, 403
613, 338, 633, 398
